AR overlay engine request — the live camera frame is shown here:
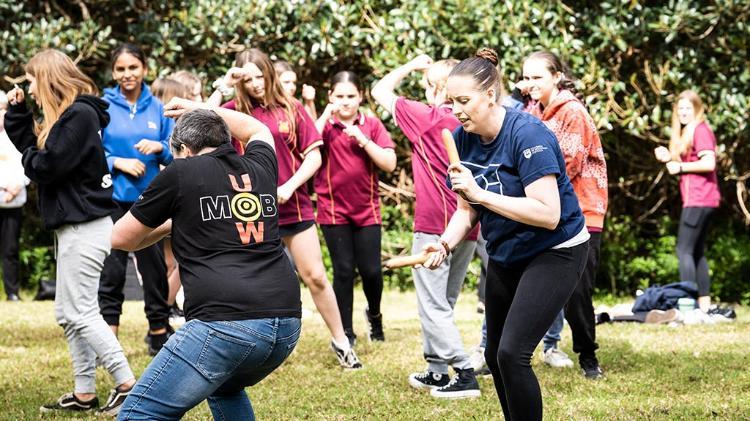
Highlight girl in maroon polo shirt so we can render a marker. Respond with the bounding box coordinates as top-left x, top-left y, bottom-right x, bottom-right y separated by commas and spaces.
314, 71, 397, 344
372, 55, 481, 396
273, 60, 317, 119
654, 90, 720, 314
207, 48, 362, 369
